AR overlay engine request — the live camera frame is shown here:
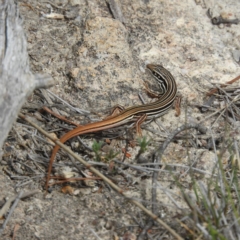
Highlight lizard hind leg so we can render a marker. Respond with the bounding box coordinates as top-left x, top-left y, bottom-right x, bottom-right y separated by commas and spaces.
104, 104, 125, 120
